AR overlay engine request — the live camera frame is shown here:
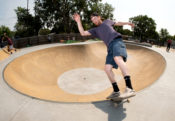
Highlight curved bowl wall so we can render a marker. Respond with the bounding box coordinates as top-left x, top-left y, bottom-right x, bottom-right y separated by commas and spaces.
3, 42, 166, 102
